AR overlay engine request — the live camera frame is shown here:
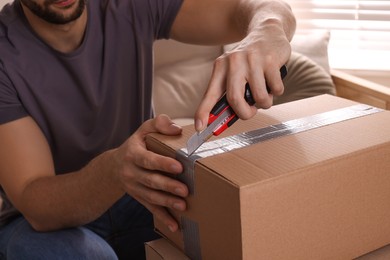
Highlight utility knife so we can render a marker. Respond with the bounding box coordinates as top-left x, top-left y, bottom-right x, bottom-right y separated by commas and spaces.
186, 65, 288, 155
